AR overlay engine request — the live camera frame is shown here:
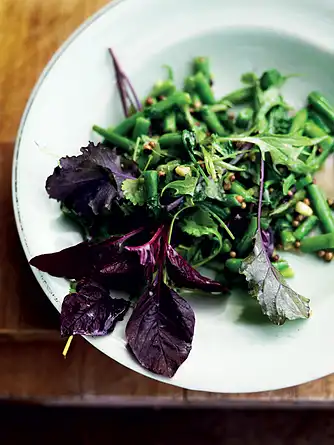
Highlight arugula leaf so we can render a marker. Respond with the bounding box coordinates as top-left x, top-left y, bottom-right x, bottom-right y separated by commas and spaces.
241, 232, 310, 324
121, 178, 145, 206
240, 157, 310, 325
162, 175, 198, 197
220, 134, 326, 173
